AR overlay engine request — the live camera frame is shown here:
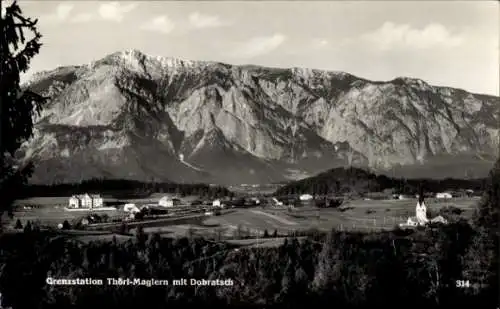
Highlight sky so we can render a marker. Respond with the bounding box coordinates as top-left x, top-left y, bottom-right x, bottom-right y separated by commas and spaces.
6, 0, 500, 96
